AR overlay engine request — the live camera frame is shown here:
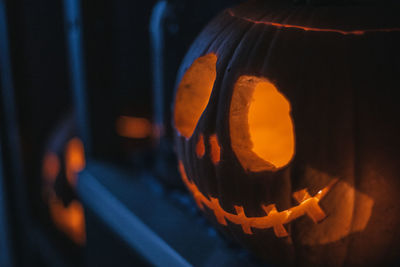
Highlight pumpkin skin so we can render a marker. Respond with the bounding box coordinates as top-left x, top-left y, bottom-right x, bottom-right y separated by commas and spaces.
173, 0, 400, 266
